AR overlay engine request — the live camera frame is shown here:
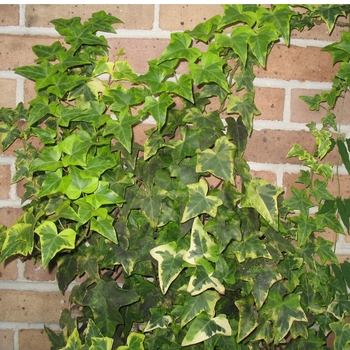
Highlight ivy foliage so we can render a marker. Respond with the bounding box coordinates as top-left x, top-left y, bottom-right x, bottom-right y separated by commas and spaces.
1, 4, 350, 349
